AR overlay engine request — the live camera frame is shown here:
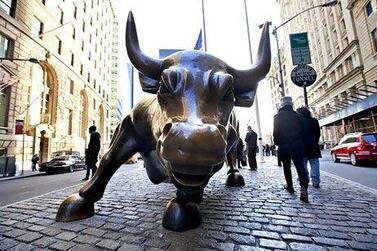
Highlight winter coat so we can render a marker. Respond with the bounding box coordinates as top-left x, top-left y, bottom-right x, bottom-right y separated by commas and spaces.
237, 138, 244, 159
85, 131, 101, 164
245, 130, 257, 149
300, 115, 322, 158
273, 106, 305, 158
